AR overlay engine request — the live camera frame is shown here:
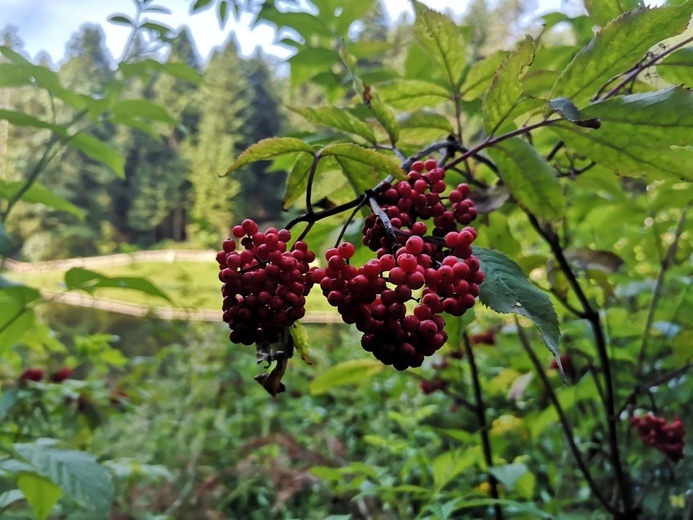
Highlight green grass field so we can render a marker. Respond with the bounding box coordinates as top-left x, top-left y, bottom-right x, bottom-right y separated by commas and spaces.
6, 260, 335, 313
